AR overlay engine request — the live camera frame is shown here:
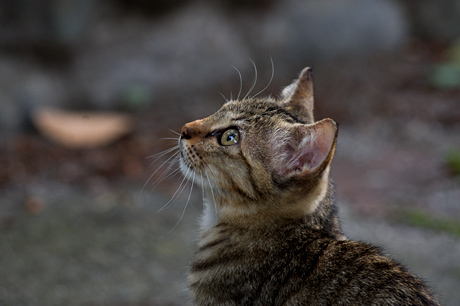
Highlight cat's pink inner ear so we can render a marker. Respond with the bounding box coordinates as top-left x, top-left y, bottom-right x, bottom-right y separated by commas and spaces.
275, 119, 337, 178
